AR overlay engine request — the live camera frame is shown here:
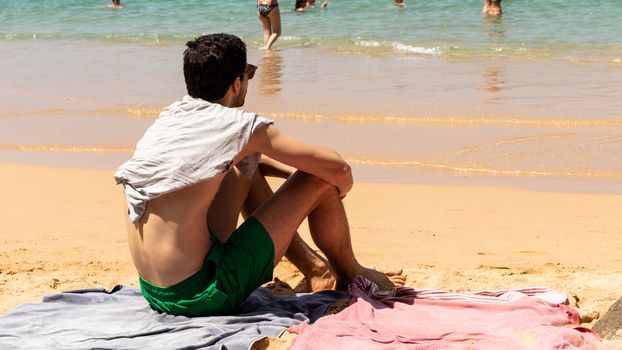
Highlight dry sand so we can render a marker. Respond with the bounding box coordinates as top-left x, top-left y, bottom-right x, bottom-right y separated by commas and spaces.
1, 161, 621, 347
